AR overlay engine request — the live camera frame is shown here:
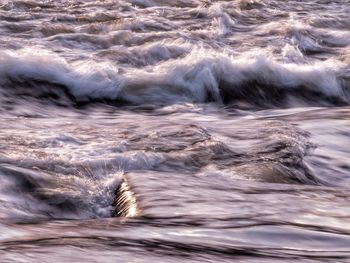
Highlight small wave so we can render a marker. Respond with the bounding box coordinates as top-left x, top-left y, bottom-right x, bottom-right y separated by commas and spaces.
0, 164, 123, 221
129, 0, 201, 8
